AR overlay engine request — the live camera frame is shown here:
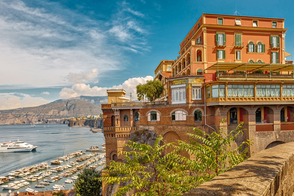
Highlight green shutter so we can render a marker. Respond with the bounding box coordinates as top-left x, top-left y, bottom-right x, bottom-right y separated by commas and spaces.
216, 50, 219, 59
277, 36, 280, 48
276, 52, 279, 63
253, 43, 256, 52
223, 34, 226, 45
270, 36, 273, 48
222, 50, 225, 59
262, 44, 265, 52
216, 34, 218, 44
